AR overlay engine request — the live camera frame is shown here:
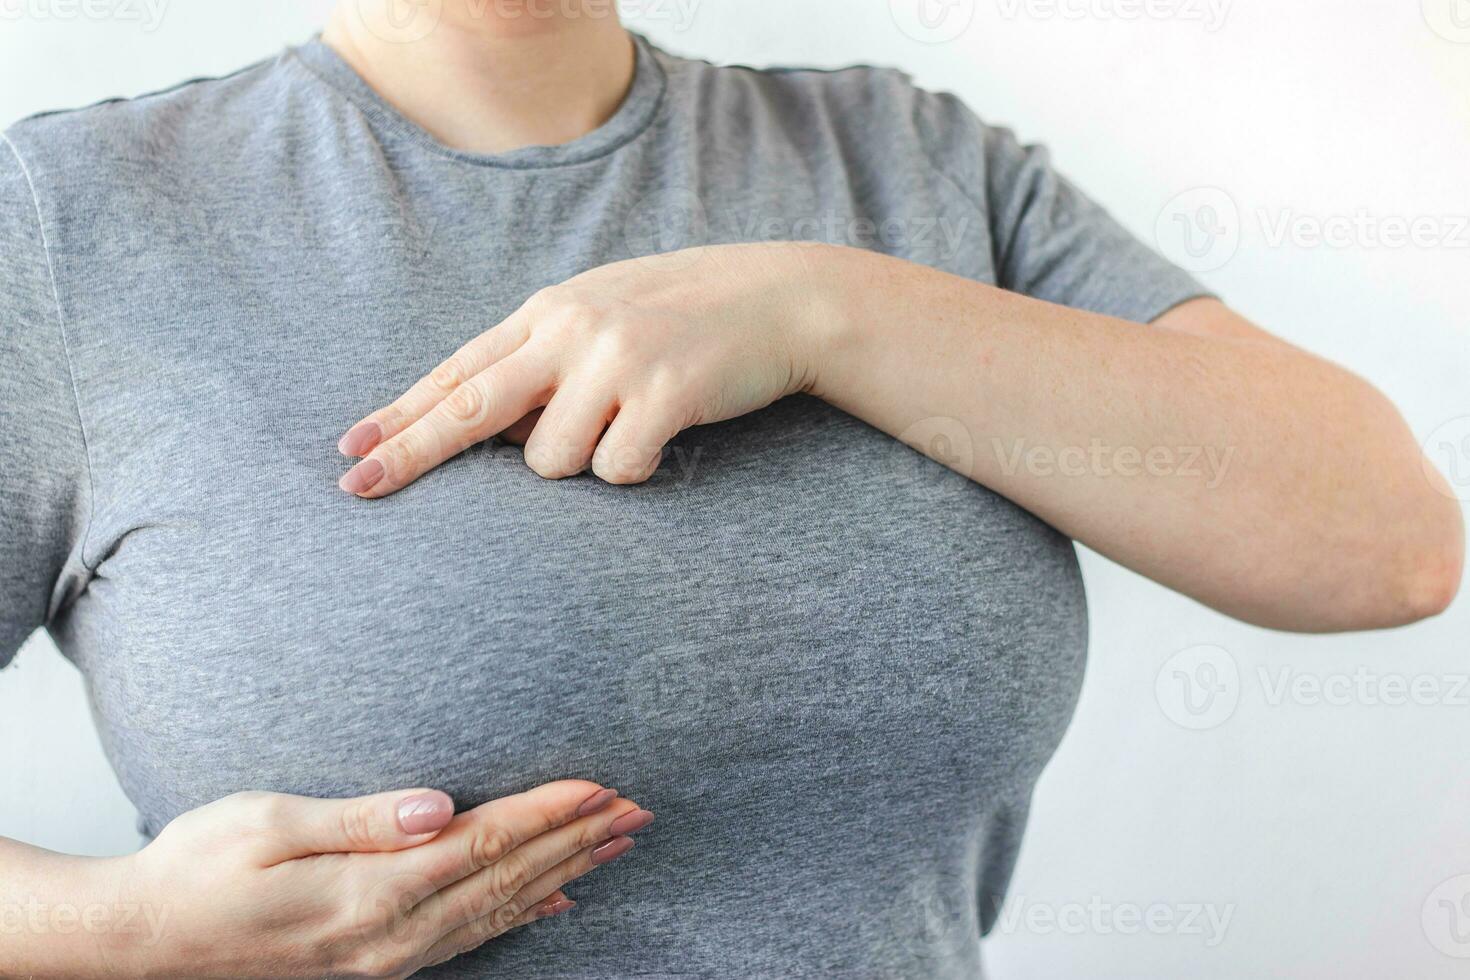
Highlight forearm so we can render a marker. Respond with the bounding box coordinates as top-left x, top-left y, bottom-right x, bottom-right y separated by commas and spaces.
806, 245, 1464, 632
0, 836, 145, 978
